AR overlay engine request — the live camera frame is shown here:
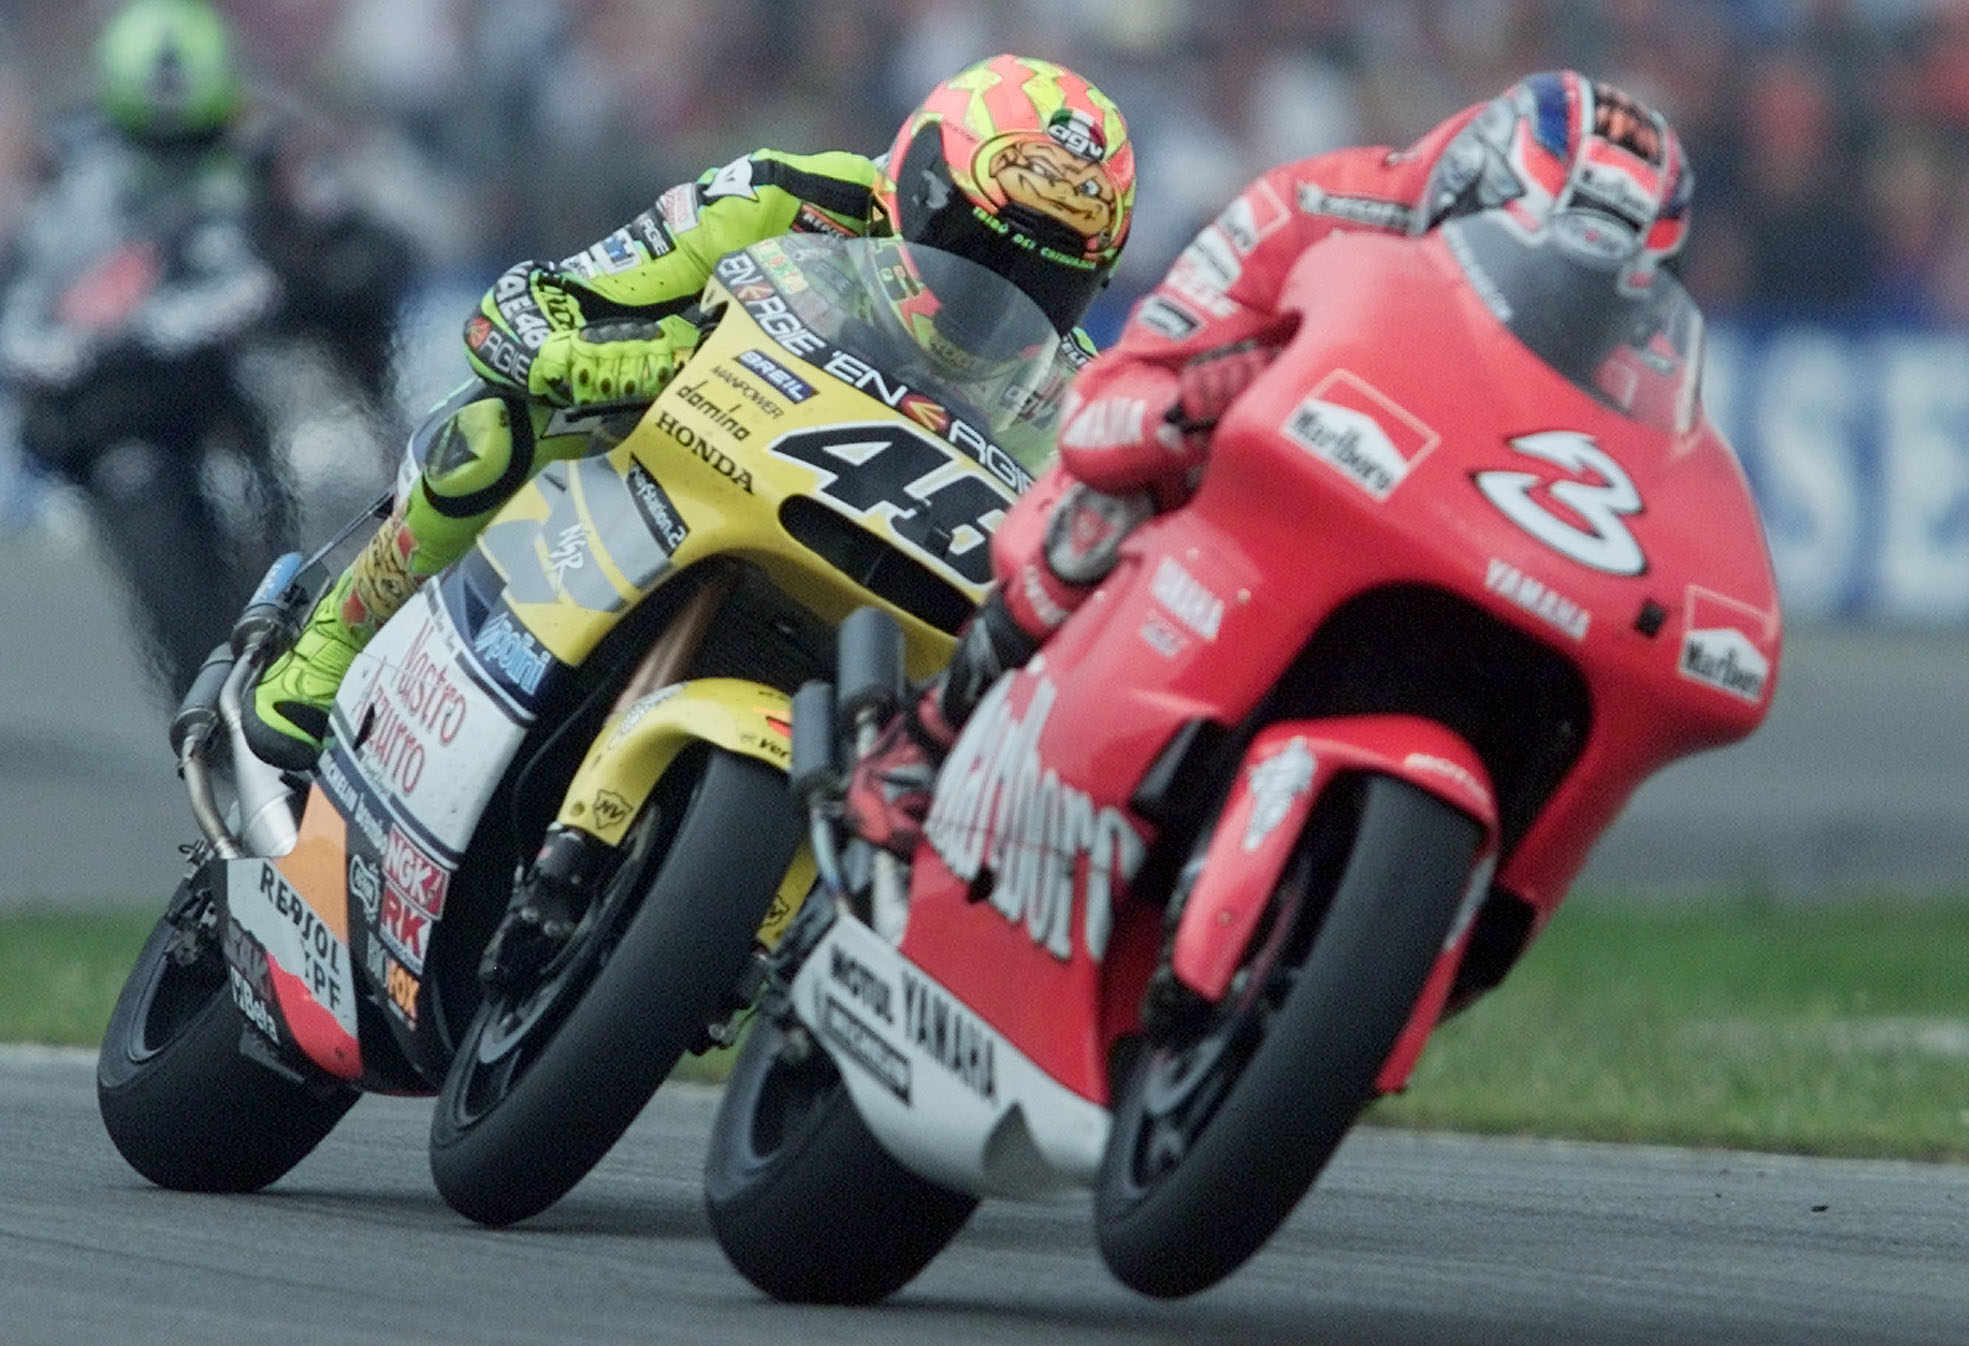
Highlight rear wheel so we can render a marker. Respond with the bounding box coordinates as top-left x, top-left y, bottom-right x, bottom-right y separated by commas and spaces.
97, 880, 359, 1192
1096, 775, 1482, 1298
429, 748, 805, 1227
704, 1012, 977, 1303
